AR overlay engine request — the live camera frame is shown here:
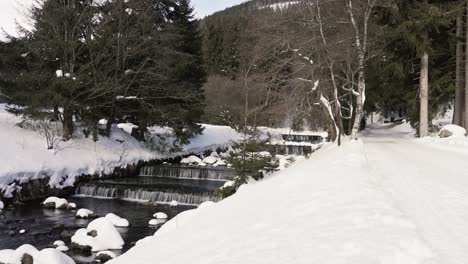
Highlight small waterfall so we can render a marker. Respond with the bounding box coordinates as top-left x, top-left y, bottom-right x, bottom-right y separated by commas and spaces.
139, 165, 236, 181
75, 181, 221, 205
273, 145, 317, 156
281, 134, 324, 143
